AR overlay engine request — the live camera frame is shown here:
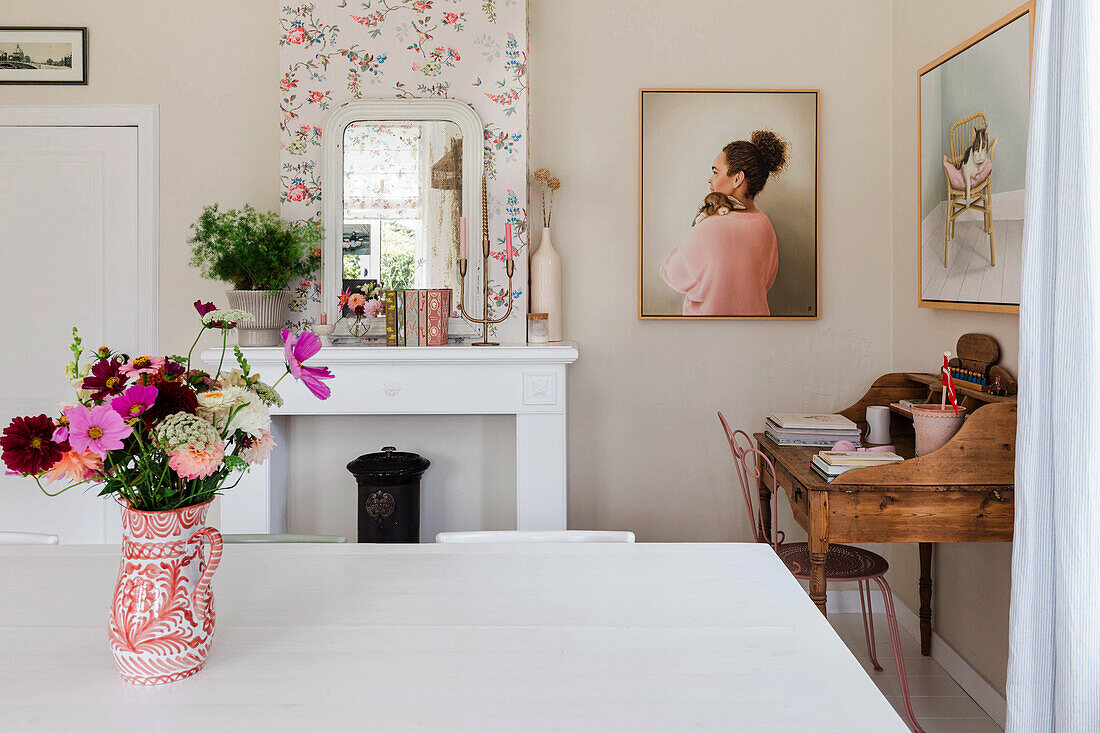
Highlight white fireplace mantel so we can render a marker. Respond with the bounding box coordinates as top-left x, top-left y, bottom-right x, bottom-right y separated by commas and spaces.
201, 342, 579, 535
